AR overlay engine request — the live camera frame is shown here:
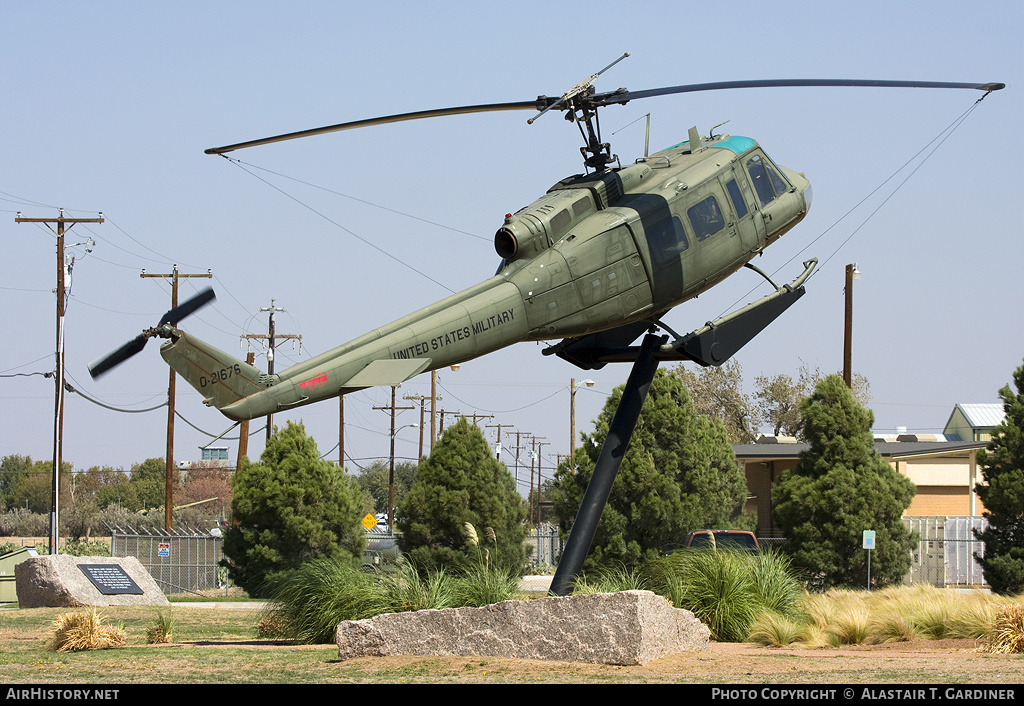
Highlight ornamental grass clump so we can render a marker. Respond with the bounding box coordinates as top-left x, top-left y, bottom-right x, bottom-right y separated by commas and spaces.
453, 523, 521, 606
146, 609, 175, 644
48, 609, 126, 652
266, 556, 381, 644
376, 559, 459, 613
984, 603, 1024, 653
572, 564, 650, 595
